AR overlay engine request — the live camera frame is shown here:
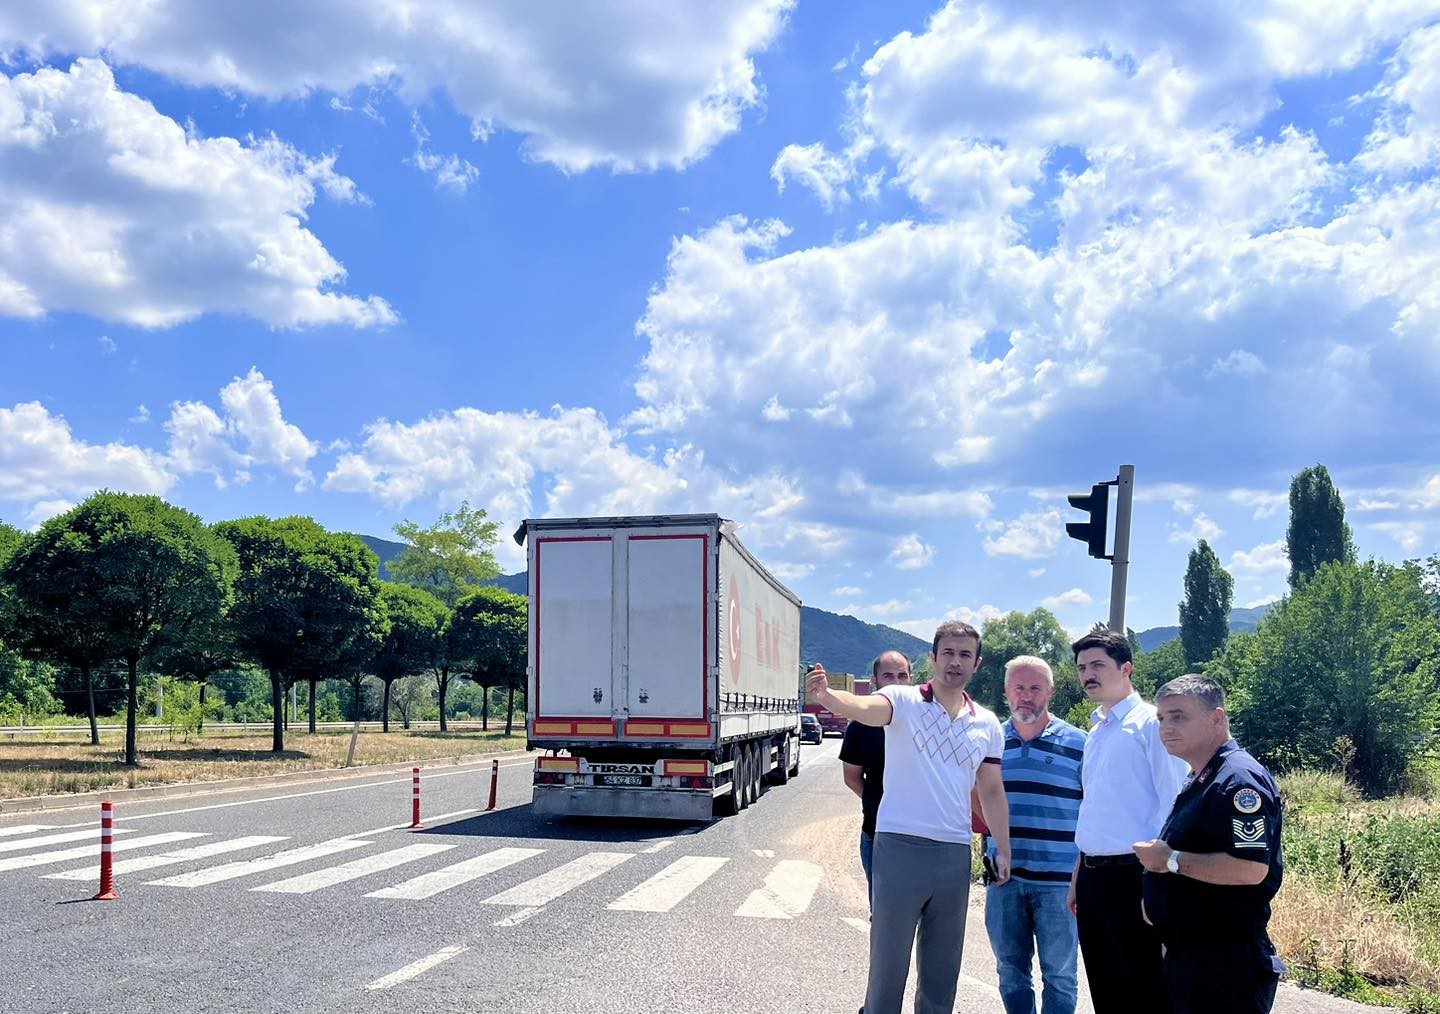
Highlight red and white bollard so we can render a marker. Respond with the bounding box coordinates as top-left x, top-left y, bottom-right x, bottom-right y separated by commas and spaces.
92, 800, 119, 901
486, 758, 499, 811
409, 767, 423, 829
